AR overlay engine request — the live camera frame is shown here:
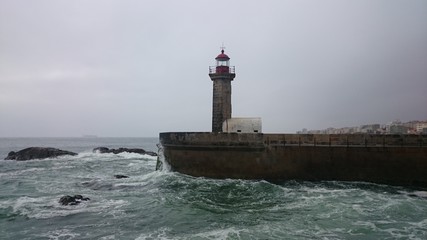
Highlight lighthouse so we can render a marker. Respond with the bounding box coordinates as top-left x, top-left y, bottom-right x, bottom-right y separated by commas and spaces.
209, 48, 236, 132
